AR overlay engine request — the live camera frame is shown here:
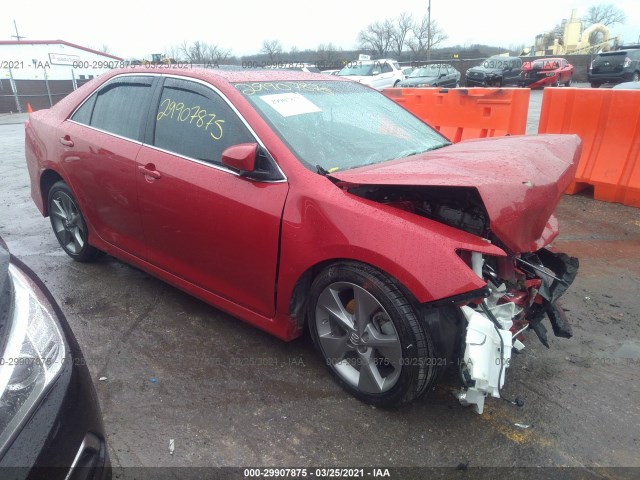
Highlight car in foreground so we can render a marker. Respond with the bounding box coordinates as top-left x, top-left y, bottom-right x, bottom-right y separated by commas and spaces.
588, 48, 640, 88
25, 68, 579, 413
337, 59, 405, 89
398, 63, 460, 88
0, 237, 110, 479
465, 56, 523, 87
520, 58, 574, 88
